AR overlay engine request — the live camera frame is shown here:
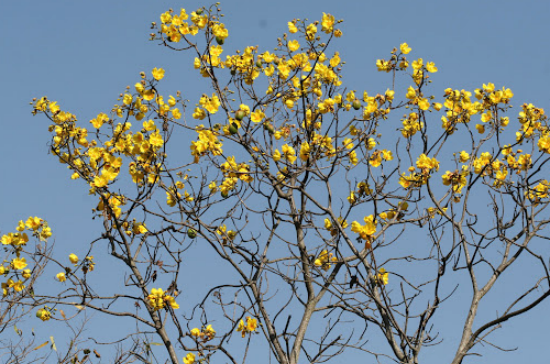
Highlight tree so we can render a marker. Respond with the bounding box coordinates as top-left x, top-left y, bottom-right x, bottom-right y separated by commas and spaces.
4, 3, 550, 363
